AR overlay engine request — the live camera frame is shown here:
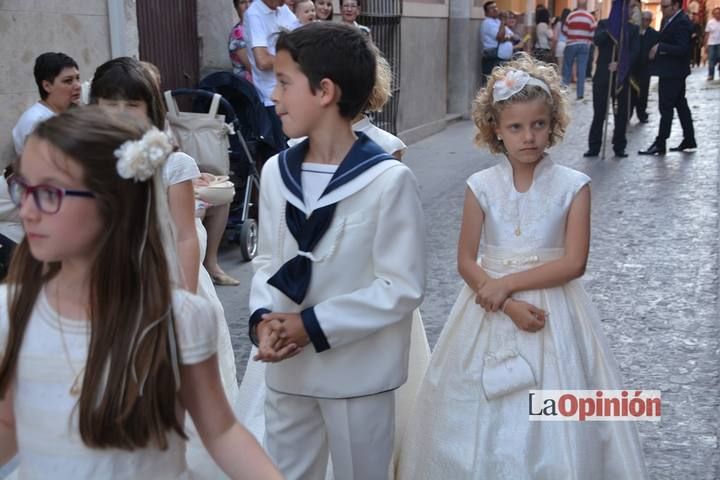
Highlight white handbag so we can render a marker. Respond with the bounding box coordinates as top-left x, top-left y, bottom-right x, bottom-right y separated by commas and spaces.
481, 353, 537, 401
481, 307, 538, 401
164, 91, 231, 176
